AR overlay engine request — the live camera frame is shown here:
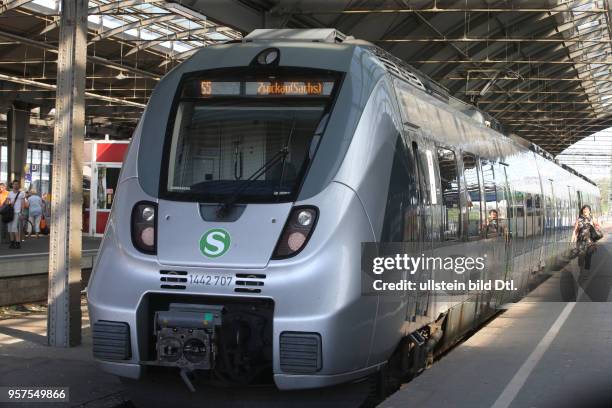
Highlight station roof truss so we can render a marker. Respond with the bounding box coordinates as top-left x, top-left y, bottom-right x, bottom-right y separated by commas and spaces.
1, 0, 611, 157
179, 0, 612, 156
0, 0, 242, 141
